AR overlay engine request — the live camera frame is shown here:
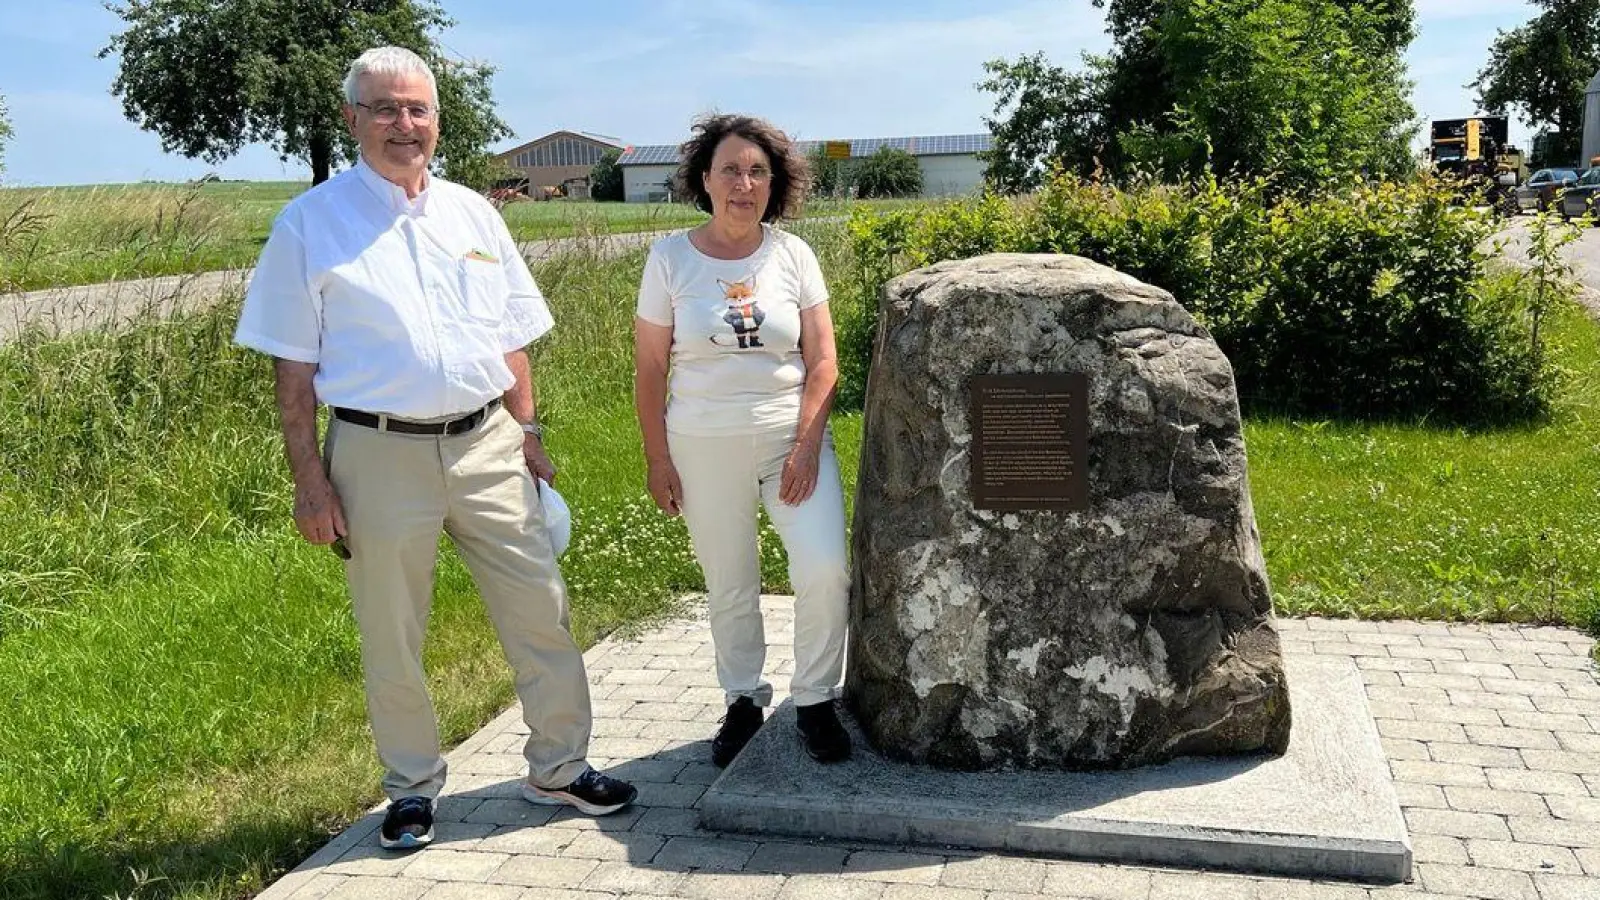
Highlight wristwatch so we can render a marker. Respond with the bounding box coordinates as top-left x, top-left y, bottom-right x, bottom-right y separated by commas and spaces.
520, 420, 544, 439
